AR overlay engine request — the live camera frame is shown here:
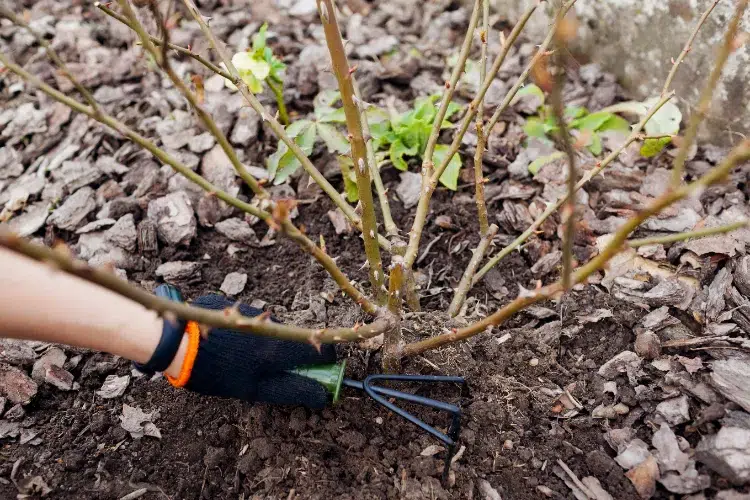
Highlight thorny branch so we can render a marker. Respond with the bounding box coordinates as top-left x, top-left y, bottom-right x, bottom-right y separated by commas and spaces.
472, 92, 675, 287
422, 0, 481, 177
119, 0, 266, 197
670, 0, 747, 186
383, 258, 405, 371
354, 78, 398, 237
403, 138, 750, 357
627, 220, 749, 248
548, 30, 577, 291
0, 51, 378, 315
317, 0, 385, 304
473, 0, 490, 236
0, 6, 99, 112
403, 1, 544, 271
661, 0, 720, 96
179, 0, 392, 252
448, 224, 498, 317
95, 1, 230, 80
0, 231, 392, 344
